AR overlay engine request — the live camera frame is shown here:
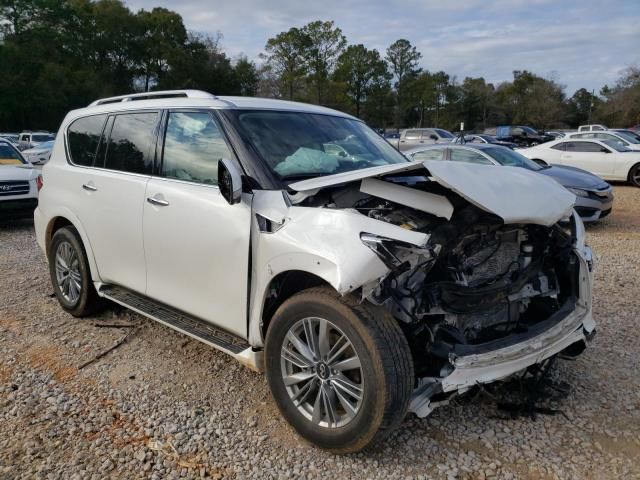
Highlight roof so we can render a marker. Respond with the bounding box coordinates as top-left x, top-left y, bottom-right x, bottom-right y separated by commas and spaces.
67, 90, 355, 125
